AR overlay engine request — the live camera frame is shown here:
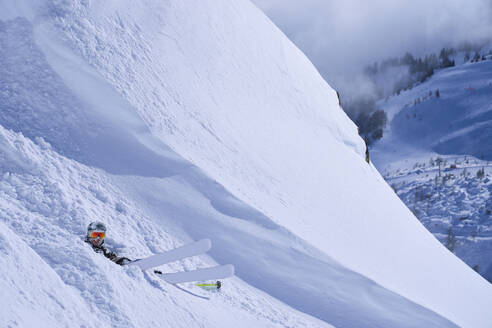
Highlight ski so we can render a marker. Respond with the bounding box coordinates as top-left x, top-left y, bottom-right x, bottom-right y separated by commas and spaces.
159, 264, 234, 284
128, 239, 212, 271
